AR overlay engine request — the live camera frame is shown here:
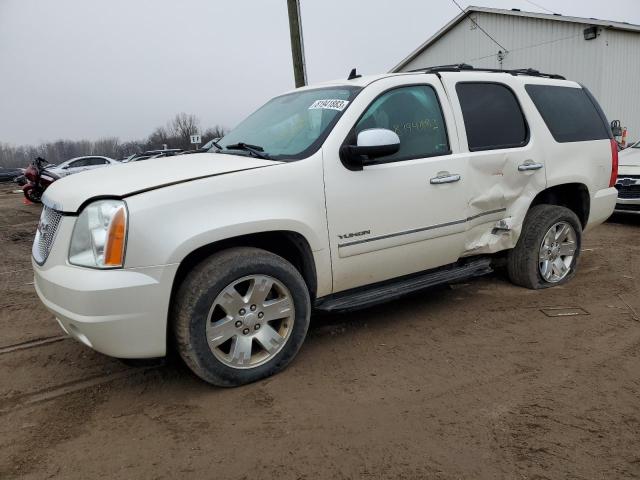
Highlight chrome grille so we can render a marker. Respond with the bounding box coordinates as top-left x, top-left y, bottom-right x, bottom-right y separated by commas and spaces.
32, 206, 63, 265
